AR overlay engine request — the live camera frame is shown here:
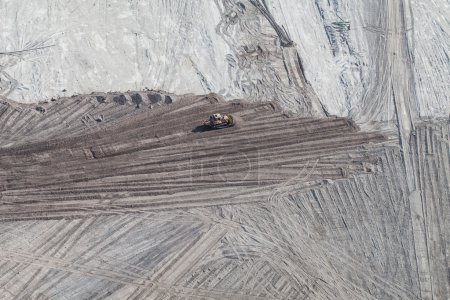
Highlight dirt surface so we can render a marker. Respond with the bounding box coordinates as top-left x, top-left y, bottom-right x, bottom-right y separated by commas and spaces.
0, 91, 448, 299
0, 0, 448, 298
0, 92, 384, 221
